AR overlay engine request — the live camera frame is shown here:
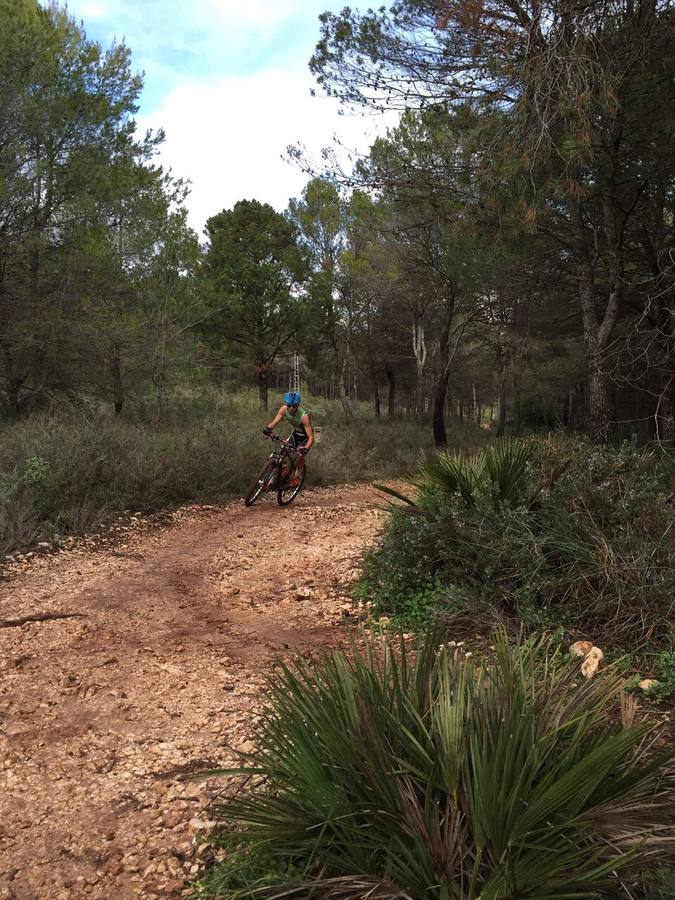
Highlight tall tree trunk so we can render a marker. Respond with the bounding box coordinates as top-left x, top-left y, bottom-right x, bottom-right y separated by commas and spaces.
338, 351, 353, 420
7, 372, 24, 415
495, 343, 508, 437
431, 294, 458, 448
373, 383, 381, 417
571, 198, 619, 443
566, 387, 575, 429
579, 262, 613, 442
111, 344, 124, 415
1, 332, 24, 415
152, 315, 169, 423
496, 390, 507, 437
513, 377, 522, 435
386, 365, 396, 416
432, 379, 449, 447
412, 309, 427, 422
257, 363, 269, 411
